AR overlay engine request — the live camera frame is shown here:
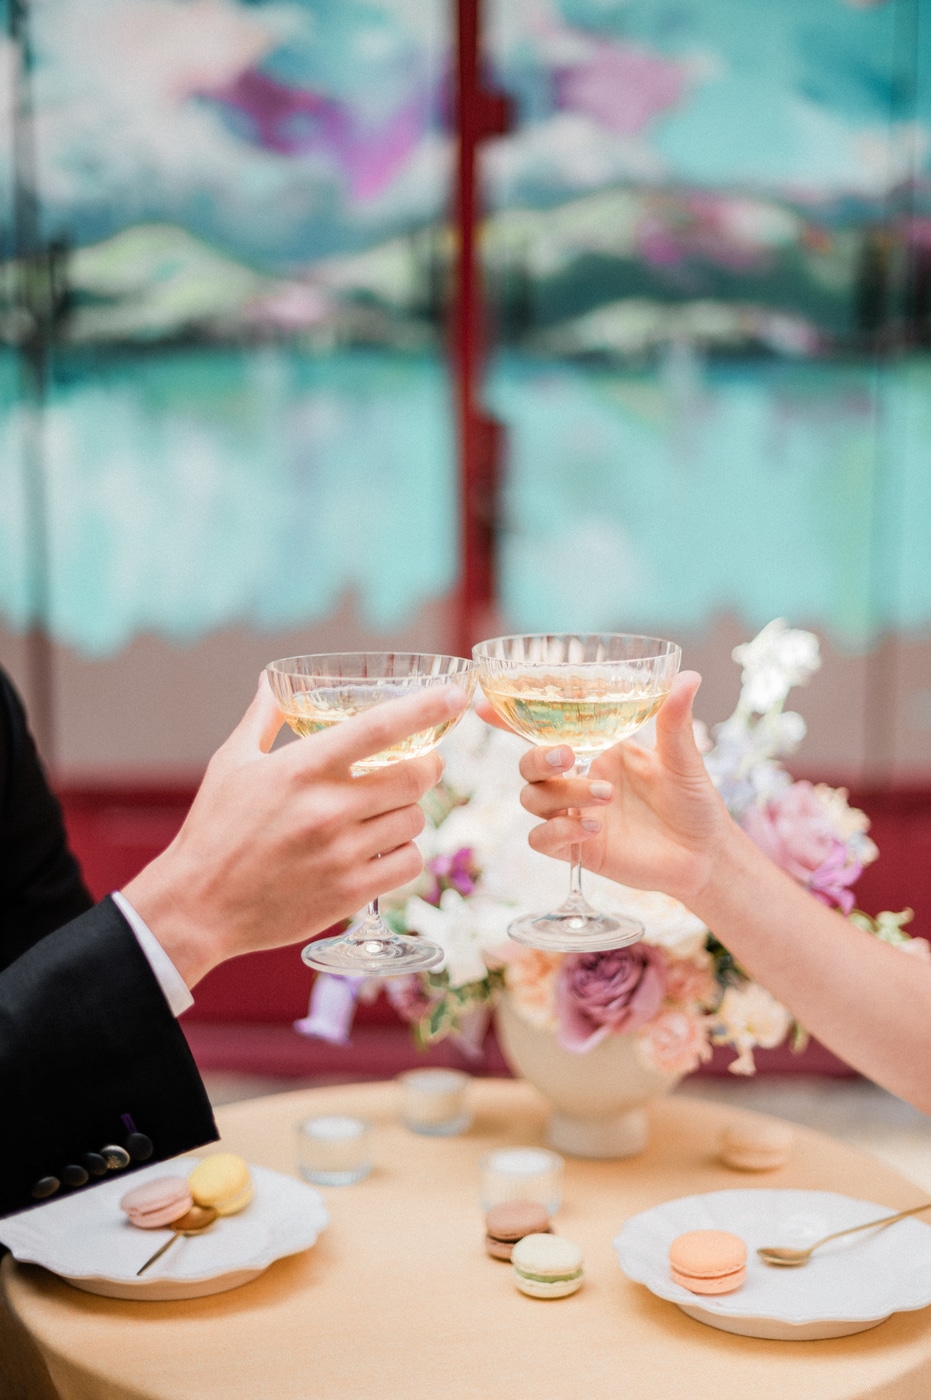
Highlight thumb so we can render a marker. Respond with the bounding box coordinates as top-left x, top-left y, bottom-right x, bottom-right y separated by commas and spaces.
222, 673, 285, 759
655, 670, 706, 779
